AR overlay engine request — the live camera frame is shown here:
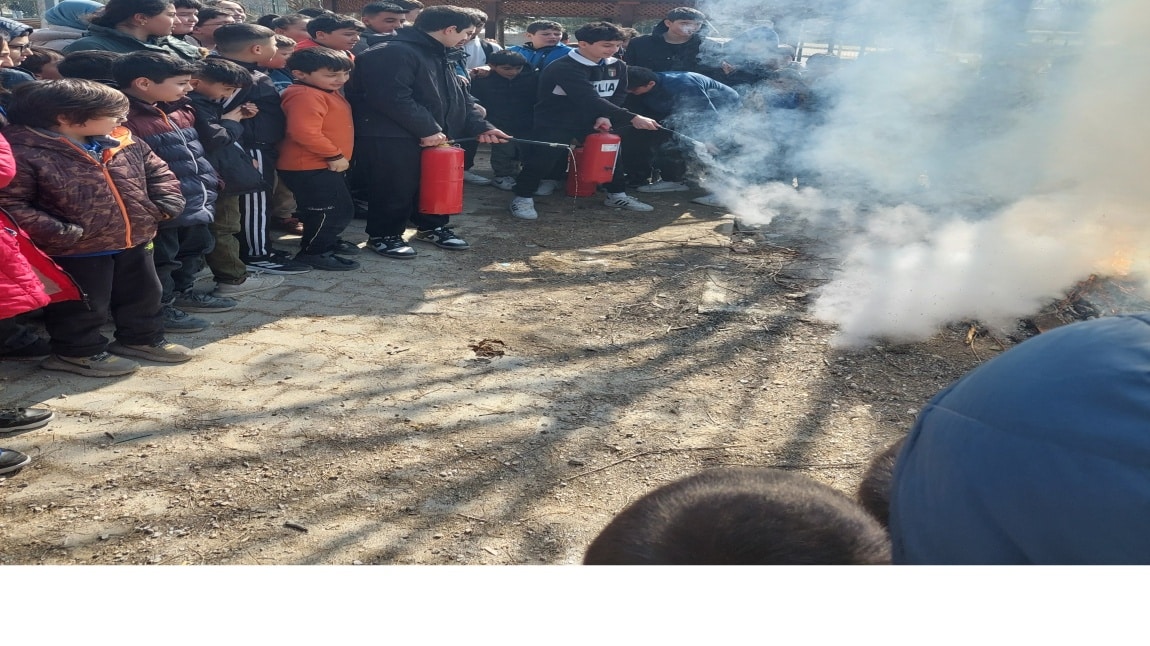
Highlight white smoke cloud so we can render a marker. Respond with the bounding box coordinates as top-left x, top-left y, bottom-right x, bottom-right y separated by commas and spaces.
694, 0, 1147, 345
